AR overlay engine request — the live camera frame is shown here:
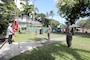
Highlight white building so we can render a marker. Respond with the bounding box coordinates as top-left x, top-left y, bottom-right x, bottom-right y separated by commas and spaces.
14, 0, 42, 29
